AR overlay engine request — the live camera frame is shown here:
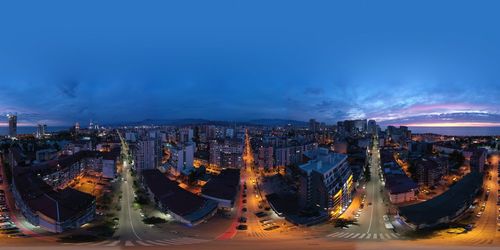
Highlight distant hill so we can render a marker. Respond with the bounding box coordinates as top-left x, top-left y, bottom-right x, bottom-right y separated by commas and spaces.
109, 118, 210, 127
246, 119, 308, 126
109, 118, 308, 127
